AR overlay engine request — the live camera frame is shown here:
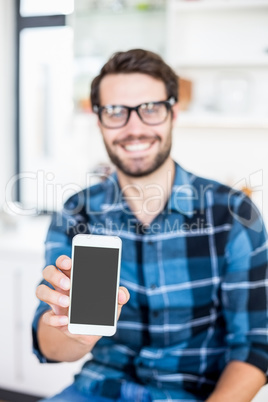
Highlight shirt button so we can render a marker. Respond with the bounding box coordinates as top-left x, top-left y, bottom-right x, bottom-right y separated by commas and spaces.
153, 311, 159, 318
148, 240, 153, 245
150, 284, 157, 290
